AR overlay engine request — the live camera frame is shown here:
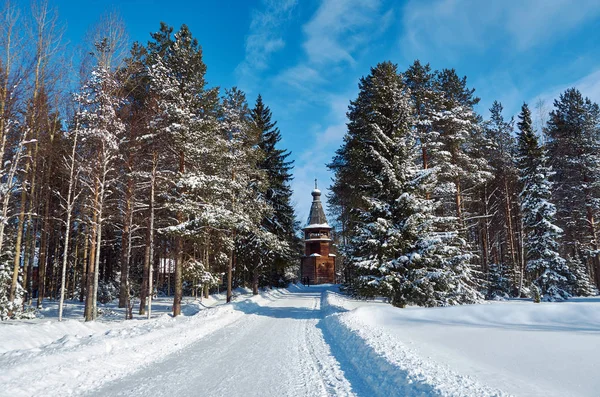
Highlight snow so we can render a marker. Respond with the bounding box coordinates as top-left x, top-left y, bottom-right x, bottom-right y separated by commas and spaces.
0, 289, 284, 397
1, 285, 598, 396
327, 293, 600, 397
304, 223, 331, 229
87, 284, 355, 397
